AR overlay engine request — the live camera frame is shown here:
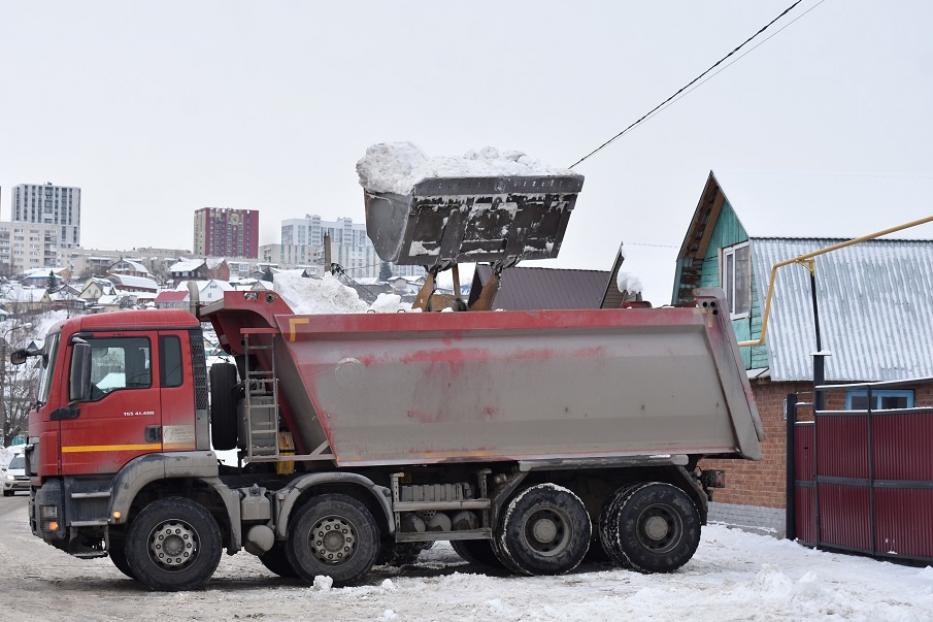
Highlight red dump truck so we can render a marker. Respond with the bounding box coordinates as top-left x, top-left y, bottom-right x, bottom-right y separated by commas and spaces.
19, 170, 762, 591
